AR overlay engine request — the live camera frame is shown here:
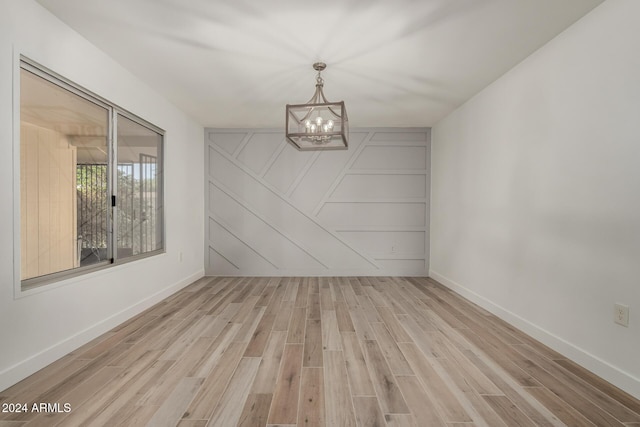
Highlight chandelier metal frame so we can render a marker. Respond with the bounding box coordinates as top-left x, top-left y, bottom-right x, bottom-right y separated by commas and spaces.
285, 62, 349, 151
